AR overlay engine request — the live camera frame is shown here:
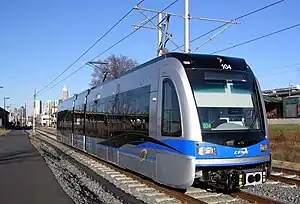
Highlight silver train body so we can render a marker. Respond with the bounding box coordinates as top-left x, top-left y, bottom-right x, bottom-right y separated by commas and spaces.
56, 53, 272, 190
